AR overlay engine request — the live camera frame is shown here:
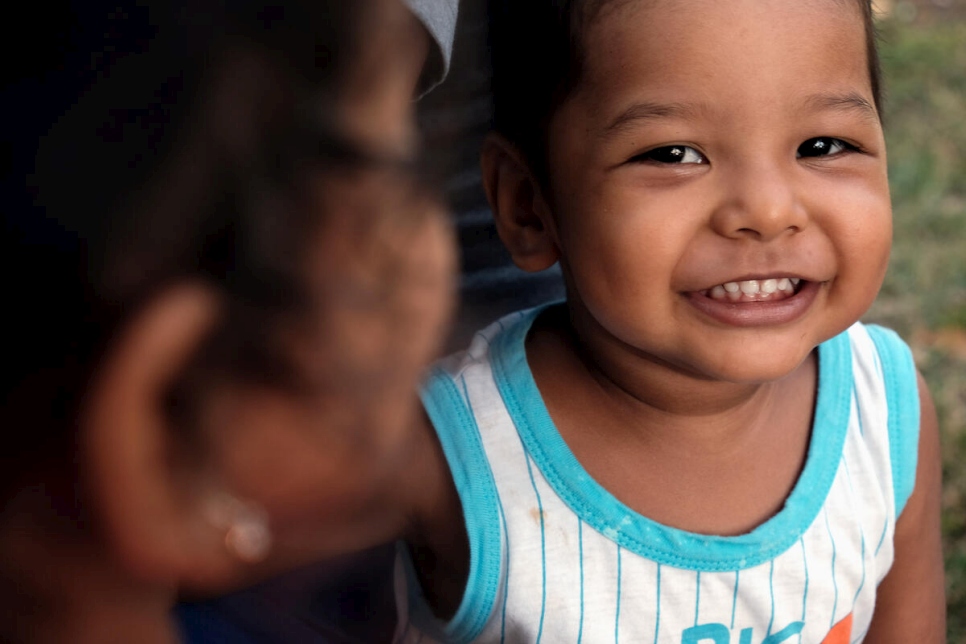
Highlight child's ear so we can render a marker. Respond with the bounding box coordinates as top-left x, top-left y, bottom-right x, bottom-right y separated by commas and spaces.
480, 132, 560, 272
80, 284, 243, 589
